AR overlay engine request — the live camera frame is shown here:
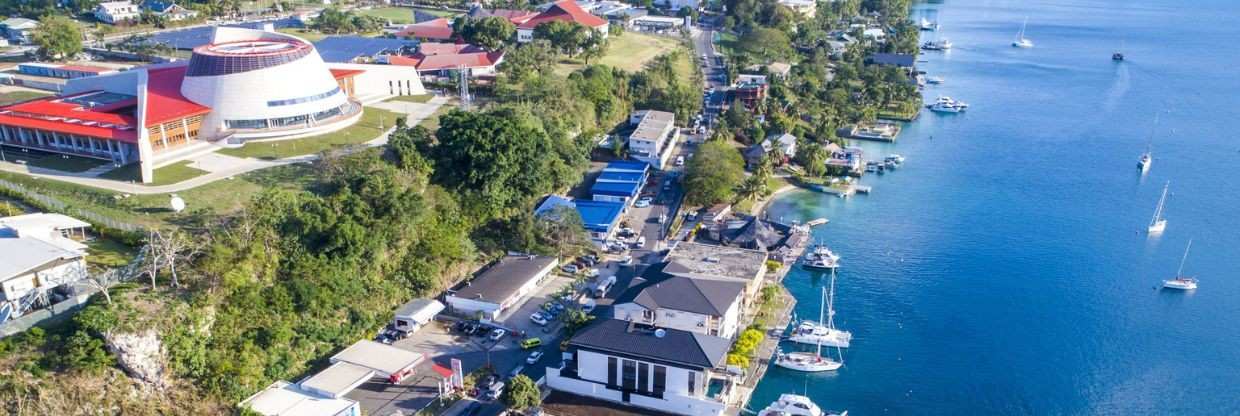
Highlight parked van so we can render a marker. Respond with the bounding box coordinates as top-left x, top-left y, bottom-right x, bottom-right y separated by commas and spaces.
593, 275, 617, 298
520, 337, 542, 349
